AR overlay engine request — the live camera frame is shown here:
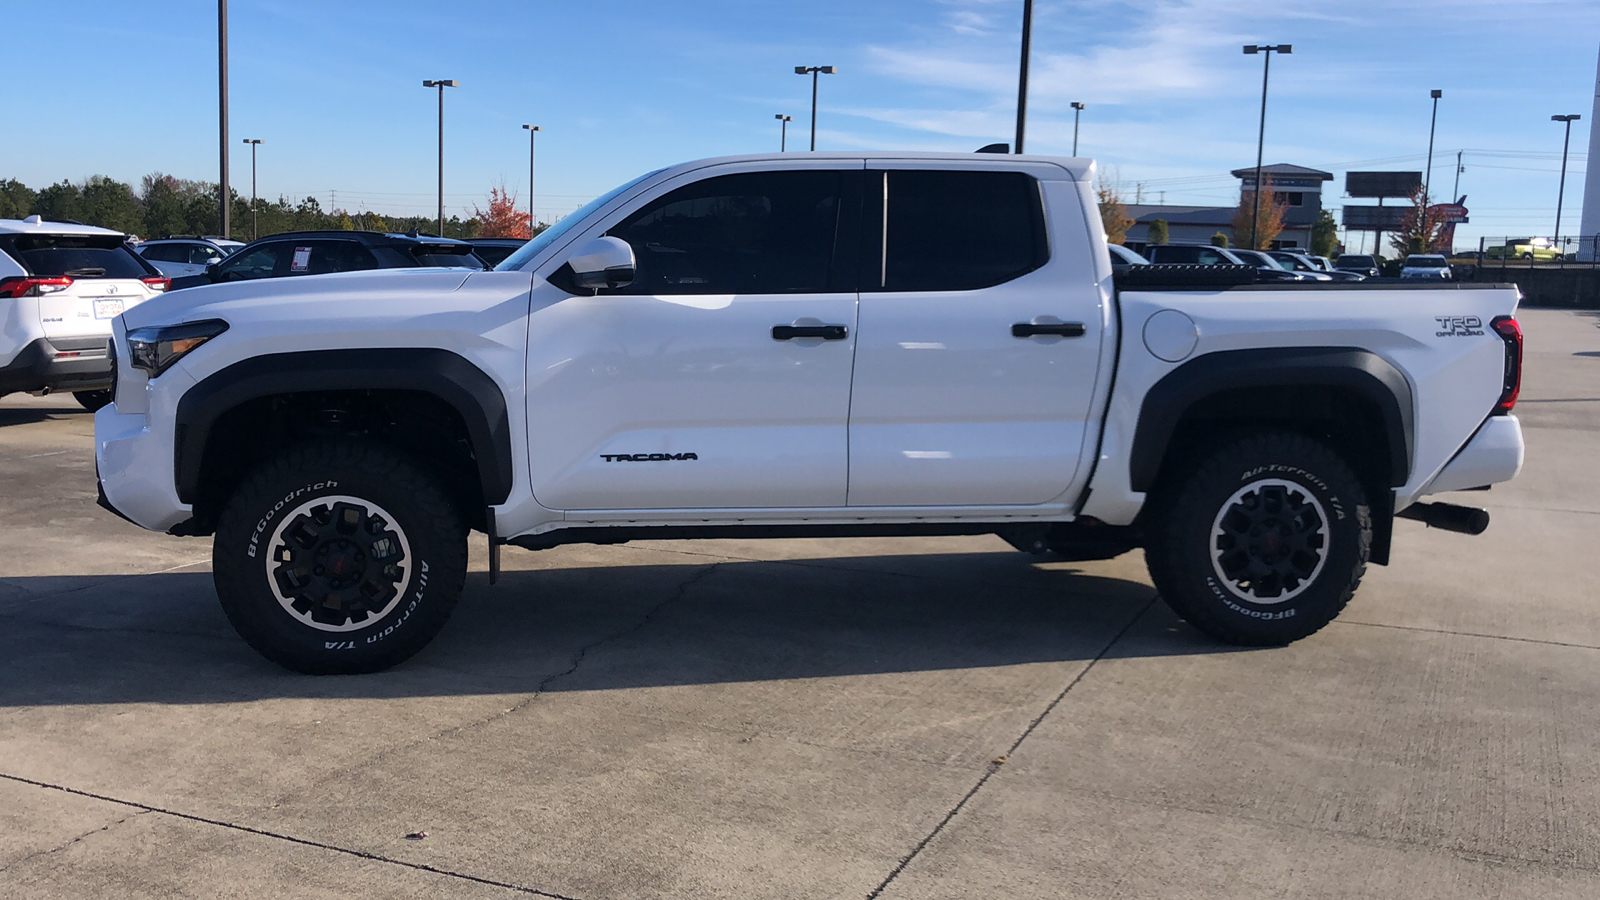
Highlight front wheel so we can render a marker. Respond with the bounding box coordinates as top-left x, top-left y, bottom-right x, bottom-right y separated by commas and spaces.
1145, 431, 1371, 646
212, 441, 468, 674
